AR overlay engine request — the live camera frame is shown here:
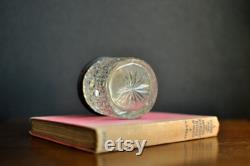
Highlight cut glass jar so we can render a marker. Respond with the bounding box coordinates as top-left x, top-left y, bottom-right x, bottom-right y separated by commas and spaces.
82, 57, 158, 119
